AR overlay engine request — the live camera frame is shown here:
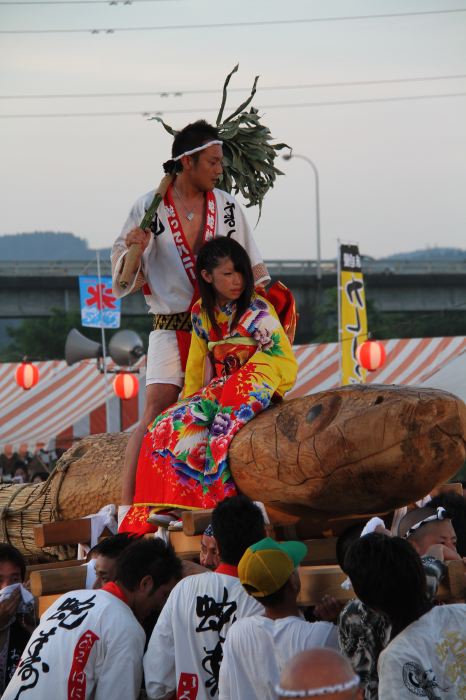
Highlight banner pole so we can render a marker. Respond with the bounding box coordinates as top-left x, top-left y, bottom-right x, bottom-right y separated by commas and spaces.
96, 251, 111, 423
337, 239, 342, 385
